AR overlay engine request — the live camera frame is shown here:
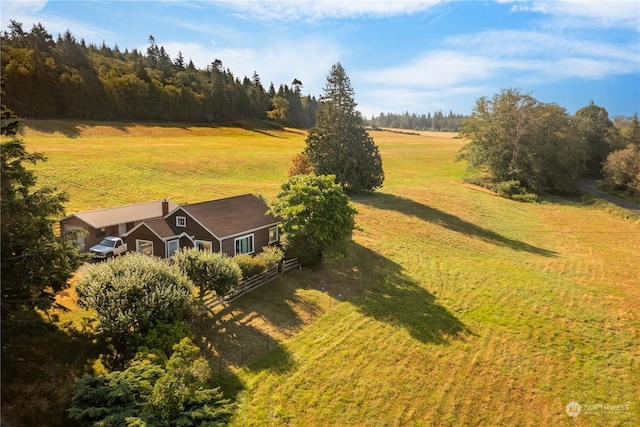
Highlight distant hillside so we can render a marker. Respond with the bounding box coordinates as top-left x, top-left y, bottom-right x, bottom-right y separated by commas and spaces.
1, 22, 317, 127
